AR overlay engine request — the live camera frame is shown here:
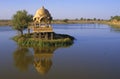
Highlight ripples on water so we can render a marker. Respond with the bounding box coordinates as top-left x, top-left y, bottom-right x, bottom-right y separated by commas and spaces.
0, 24, 120, 79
